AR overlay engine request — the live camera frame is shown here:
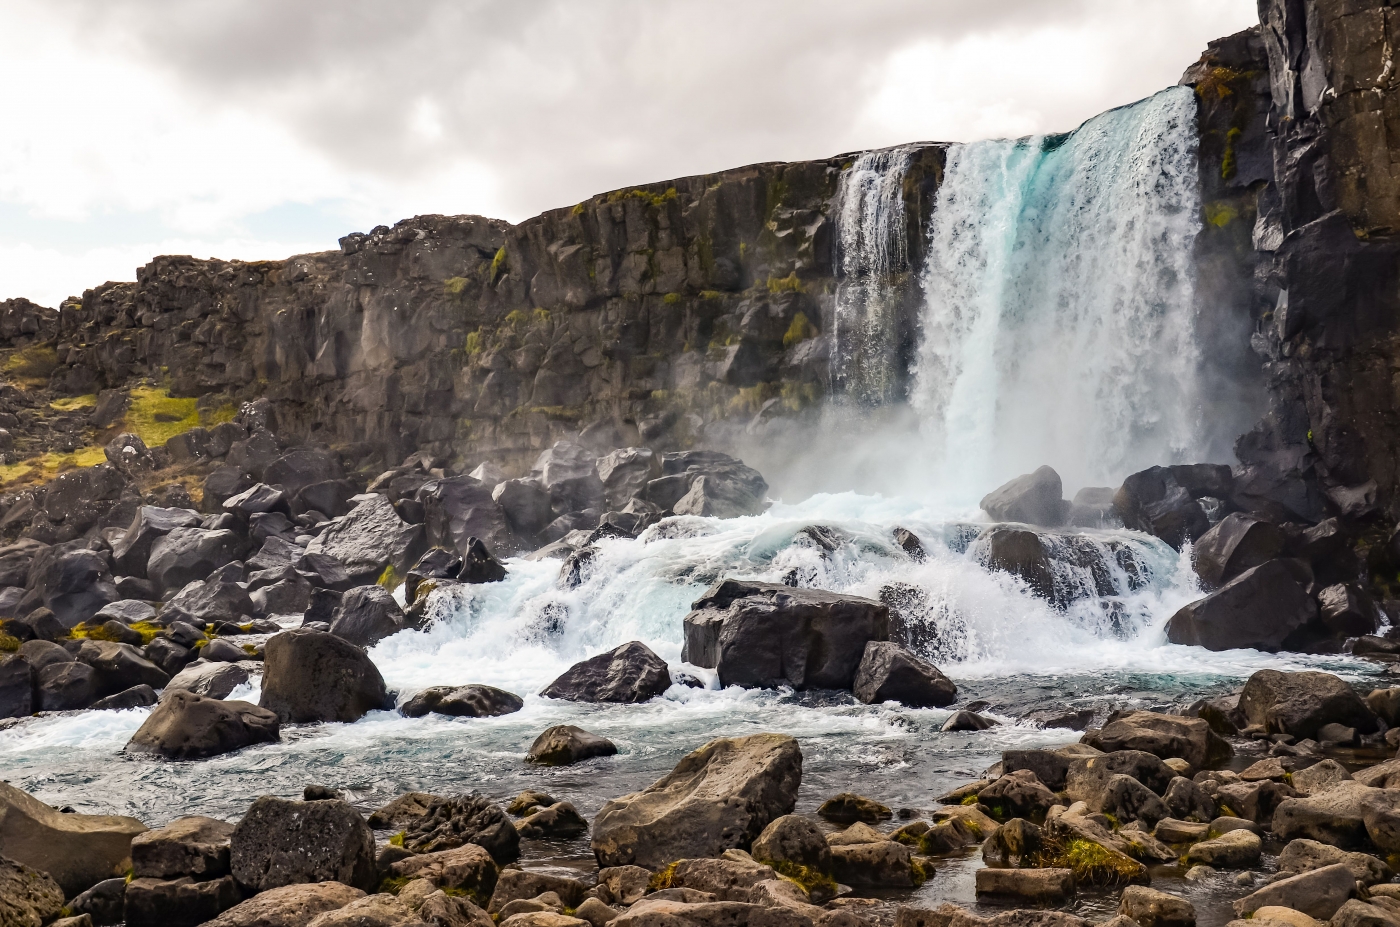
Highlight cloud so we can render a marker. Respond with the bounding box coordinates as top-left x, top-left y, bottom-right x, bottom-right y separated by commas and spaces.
0, 0, 1258, 305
